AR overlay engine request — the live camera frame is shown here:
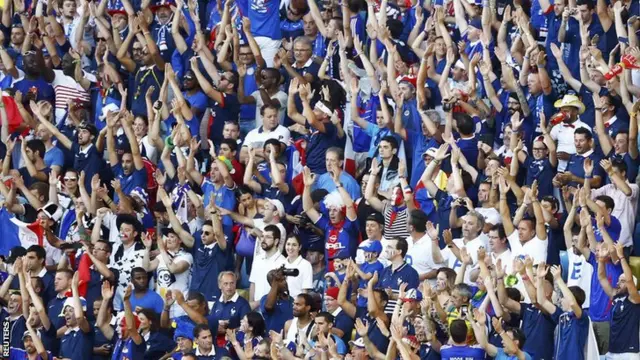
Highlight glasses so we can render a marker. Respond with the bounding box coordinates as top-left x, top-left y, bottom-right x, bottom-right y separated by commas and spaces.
24, 50, 36, 55
64, 177, 78, 181
202, 231, 211, 236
